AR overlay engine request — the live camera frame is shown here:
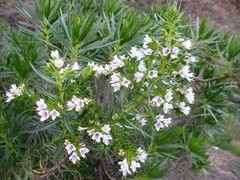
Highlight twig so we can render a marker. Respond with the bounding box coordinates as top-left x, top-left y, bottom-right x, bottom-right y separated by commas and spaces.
194, 76, 226, 83
36, 154, 70, 180
192, 63, 208, 93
